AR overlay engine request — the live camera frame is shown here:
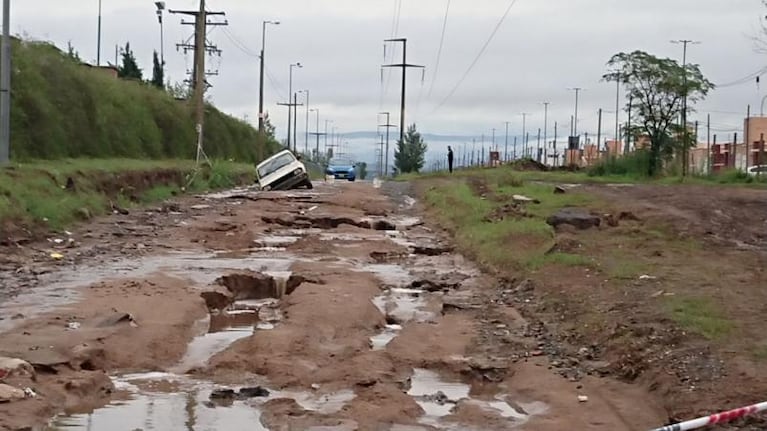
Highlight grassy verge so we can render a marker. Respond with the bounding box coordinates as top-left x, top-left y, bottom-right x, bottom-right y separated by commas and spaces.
401, 164, 767, 188
0, 158, 254, 233
666, 296, 733, 340
423, 173, 596, 270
